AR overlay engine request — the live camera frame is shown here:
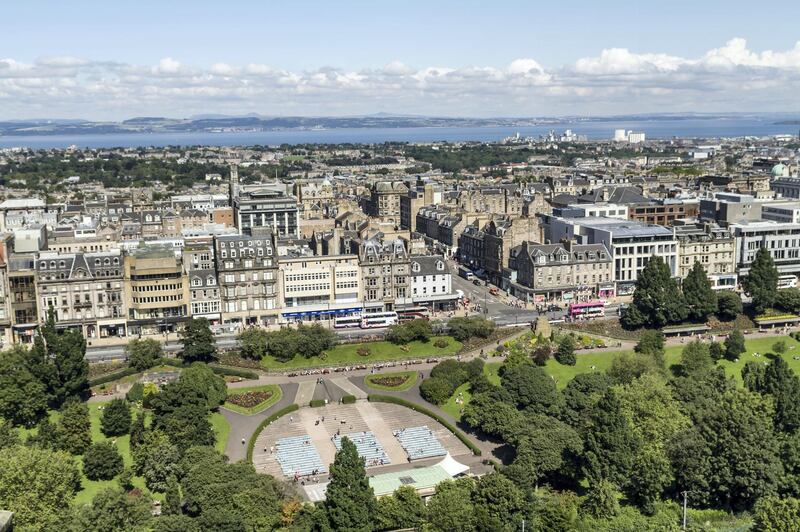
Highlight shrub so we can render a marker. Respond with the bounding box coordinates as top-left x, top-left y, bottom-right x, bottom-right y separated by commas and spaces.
246, 404, 300, 461
357, 346, 371, 357
309, 399, 326, 408
83, 441, 124, 481
434, 338, 449, 348
447, 316, 496, 342
386, 319, 433, 345
126, 383, 144, 403
208, 365, 259, 380
100, 398, 132, 437
419, 377, 455, 405
342, 395, 357, 404
126, 338, 164, 372
264, 324, 337, 362
716, 290, 743, 321
555, 336, 577, 366
238, 328, 270, 360
773, 340, 788, 354
89, 367, 139, 388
